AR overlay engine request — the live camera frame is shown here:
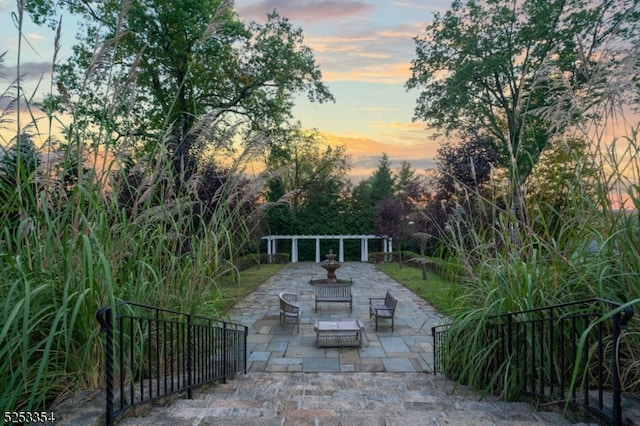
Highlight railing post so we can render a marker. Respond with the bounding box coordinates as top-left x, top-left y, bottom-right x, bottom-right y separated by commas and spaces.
96, 307, 114, 426
223, 322, 228, 384
611, 306, 634, 426
187, 314, 193, 399
506, 314, 513, 358
244, 325, 248, 374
